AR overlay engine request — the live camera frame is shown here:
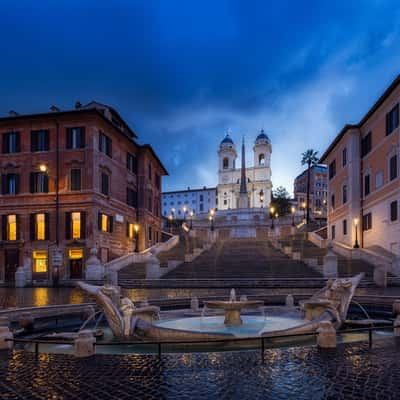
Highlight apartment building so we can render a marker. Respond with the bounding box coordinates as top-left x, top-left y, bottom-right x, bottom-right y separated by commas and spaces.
0, 101, 167, 284
320, 75, 400, 255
